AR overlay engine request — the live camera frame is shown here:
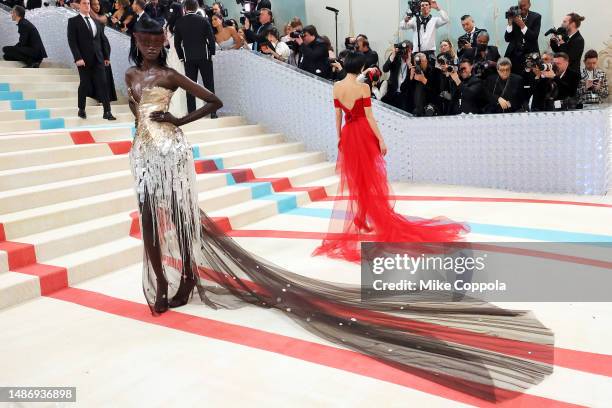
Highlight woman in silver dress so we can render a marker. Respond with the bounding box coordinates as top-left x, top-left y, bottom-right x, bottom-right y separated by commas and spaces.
126, 18, 554, 402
